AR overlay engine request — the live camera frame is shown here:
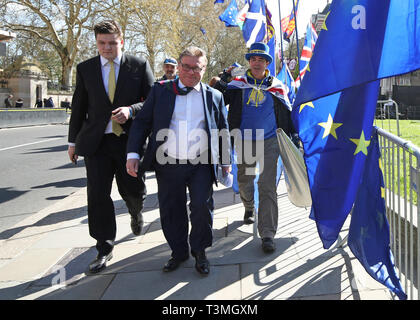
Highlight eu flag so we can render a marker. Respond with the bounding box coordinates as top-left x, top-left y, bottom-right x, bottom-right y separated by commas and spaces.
219, 0, 239, 27
291, 0, 417, 299
293, 81, 380, 249
348, 131, 407, 300
294, 0, 420, 106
